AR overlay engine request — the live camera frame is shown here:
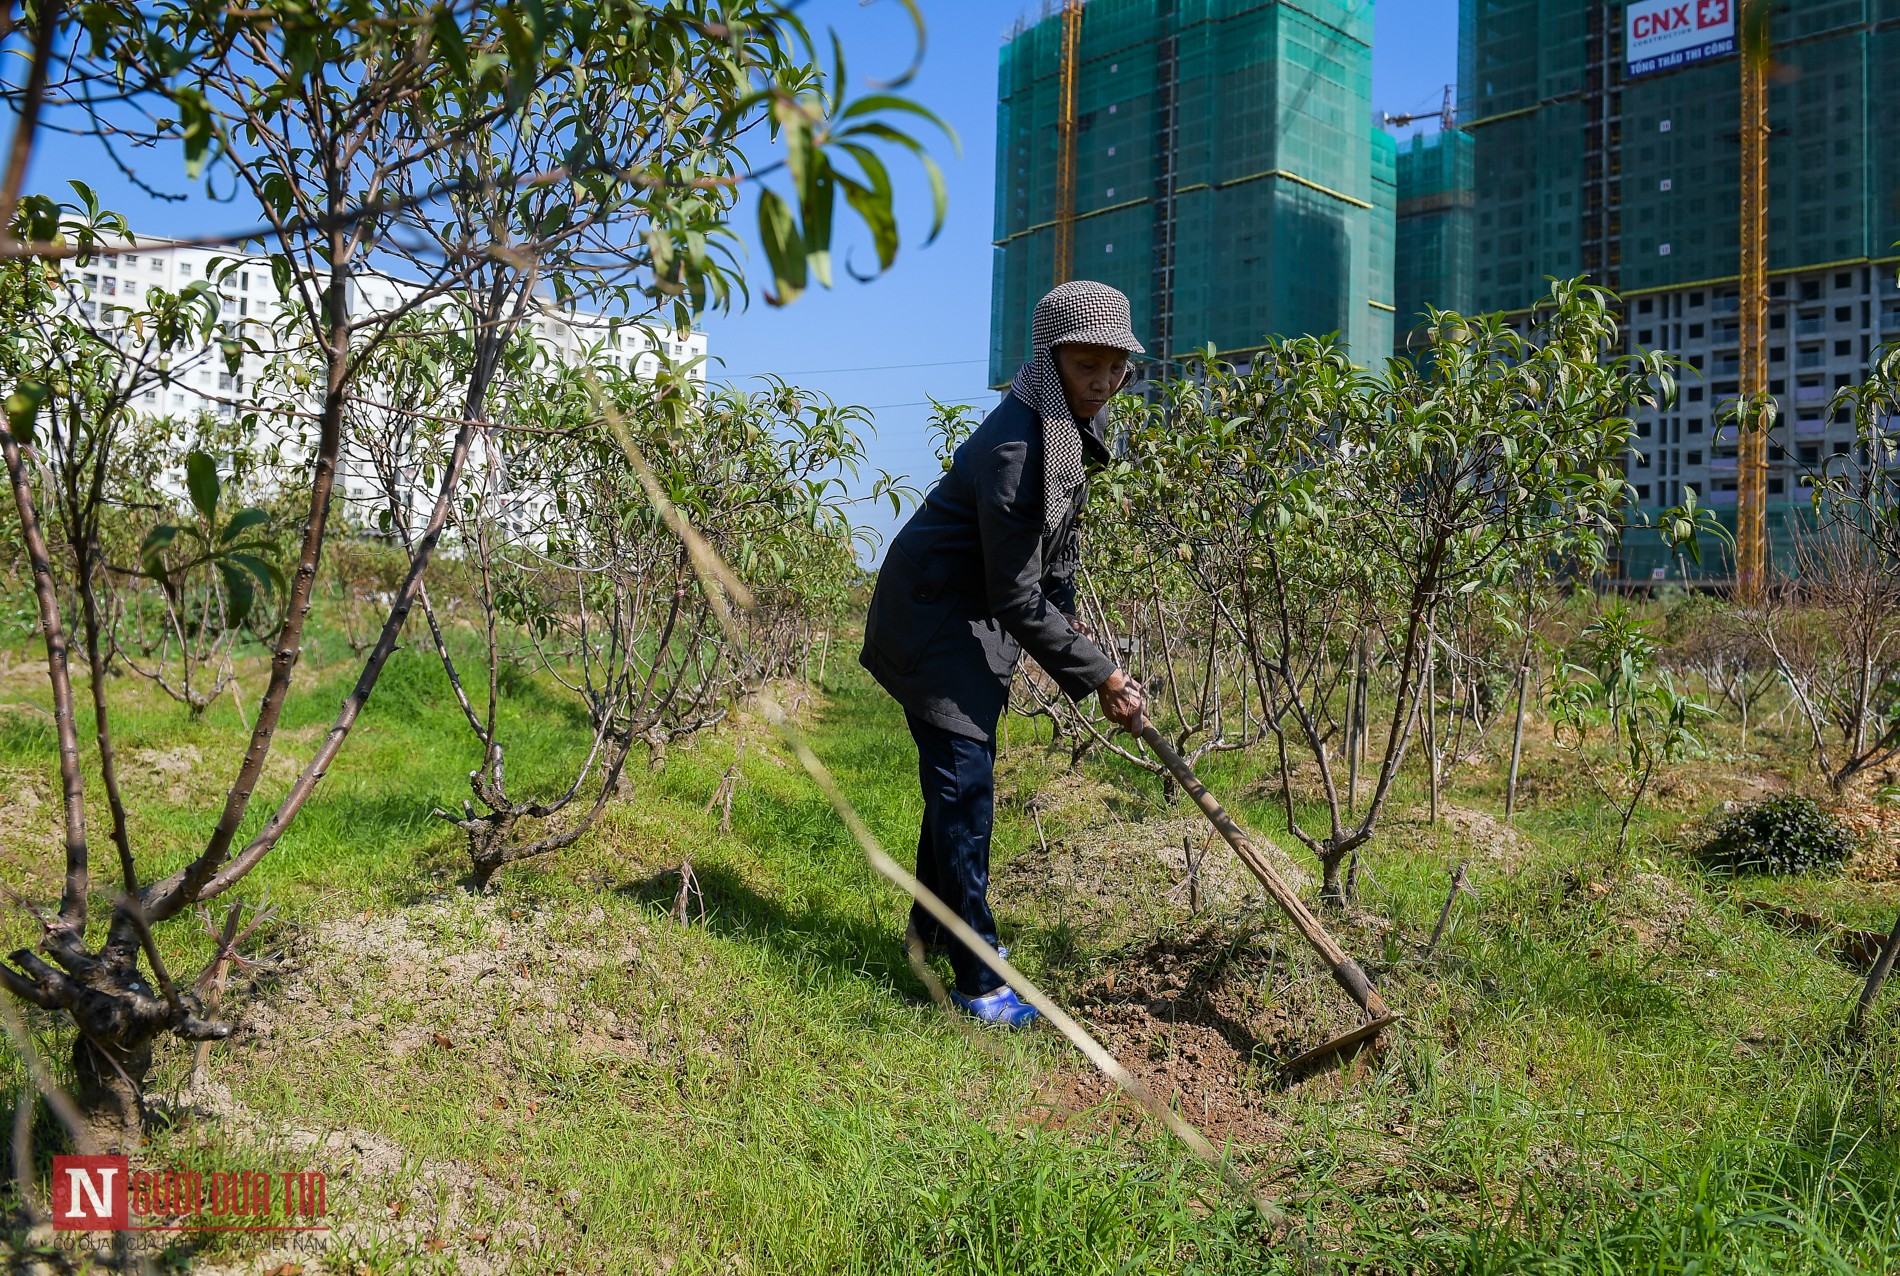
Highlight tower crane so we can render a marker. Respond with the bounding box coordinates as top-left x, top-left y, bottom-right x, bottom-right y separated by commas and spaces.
1380, 84, 1457, 132
1053, 0, 1084, 285
1737, 0, 1770, 599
